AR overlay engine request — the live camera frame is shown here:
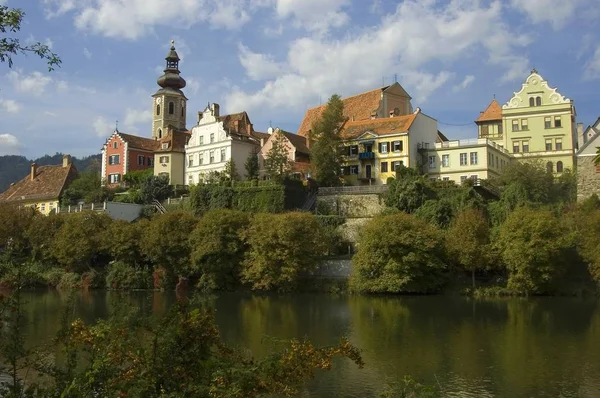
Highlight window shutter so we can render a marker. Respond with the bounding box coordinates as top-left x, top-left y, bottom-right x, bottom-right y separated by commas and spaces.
399, 141, 403, 152
378, 142, 382, 152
